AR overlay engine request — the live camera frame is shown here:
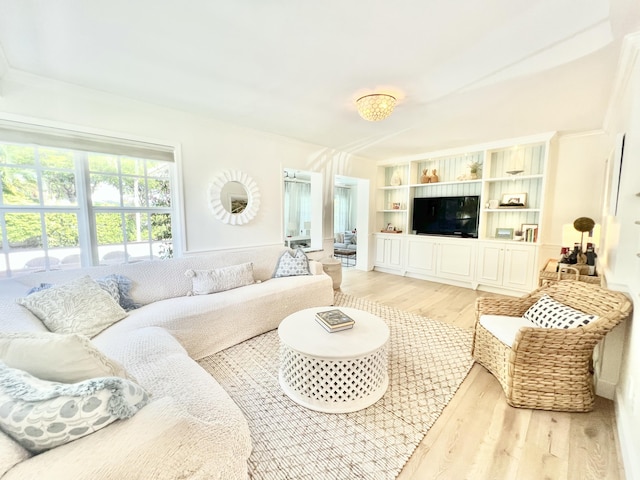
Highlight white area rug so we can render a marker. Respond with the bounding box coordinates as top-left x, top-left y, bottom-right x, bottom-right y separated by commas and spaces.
198, 293, 474, 479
